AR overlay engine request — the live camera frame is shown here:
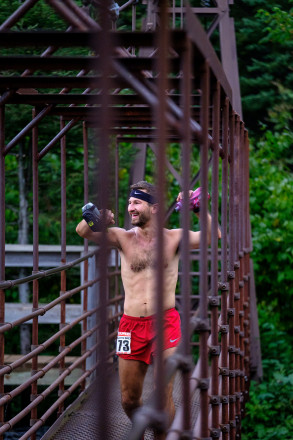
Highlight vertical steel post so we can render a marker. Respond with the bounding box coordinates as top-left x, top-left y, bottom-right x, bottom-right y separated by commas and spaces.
234, 115, 241, 431
94, 2, 112, 437
58, 116, 67, 416
31, 107, 39, 440
242, 129, 250, 407
228, 111, 236, 440
211, 80, 220, 433
82, 121, 89, 386
0, 106, 5, 439
199, 60, 210, 440
132, 1, 136, 37
114, 138, 120, 332
238, 122, 246, 425
180, 34, 192, 436
220, 98, 230, 440
0, 0, 39, 31
243, 130, 251, 396
154, 0, 168, 427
